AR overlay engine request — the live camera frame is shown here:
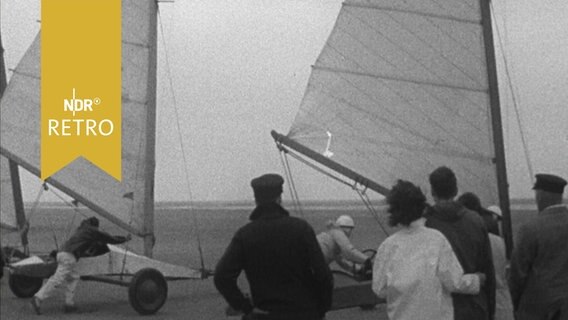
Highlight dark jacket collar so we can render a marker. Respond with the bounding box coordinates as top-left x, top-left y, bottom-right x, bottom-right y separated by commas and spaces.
249, 202, 290, 221
427, 200, 466, 222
